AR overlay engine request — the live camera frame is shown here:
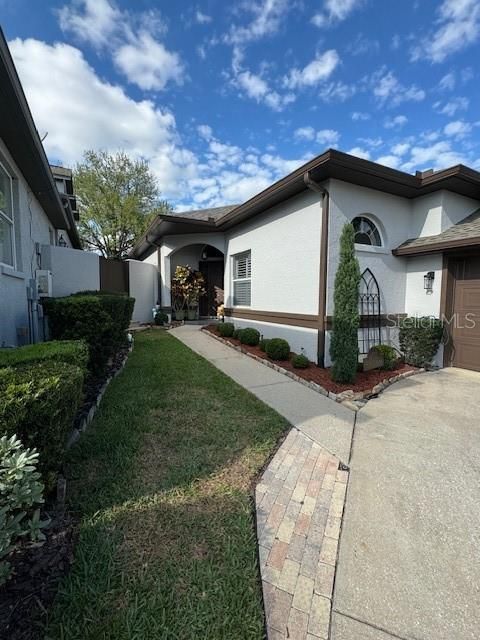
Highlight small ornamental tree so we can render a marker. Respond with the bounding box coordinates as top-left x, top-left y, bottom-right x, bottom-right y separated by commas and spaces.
330, 223, 361, 383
